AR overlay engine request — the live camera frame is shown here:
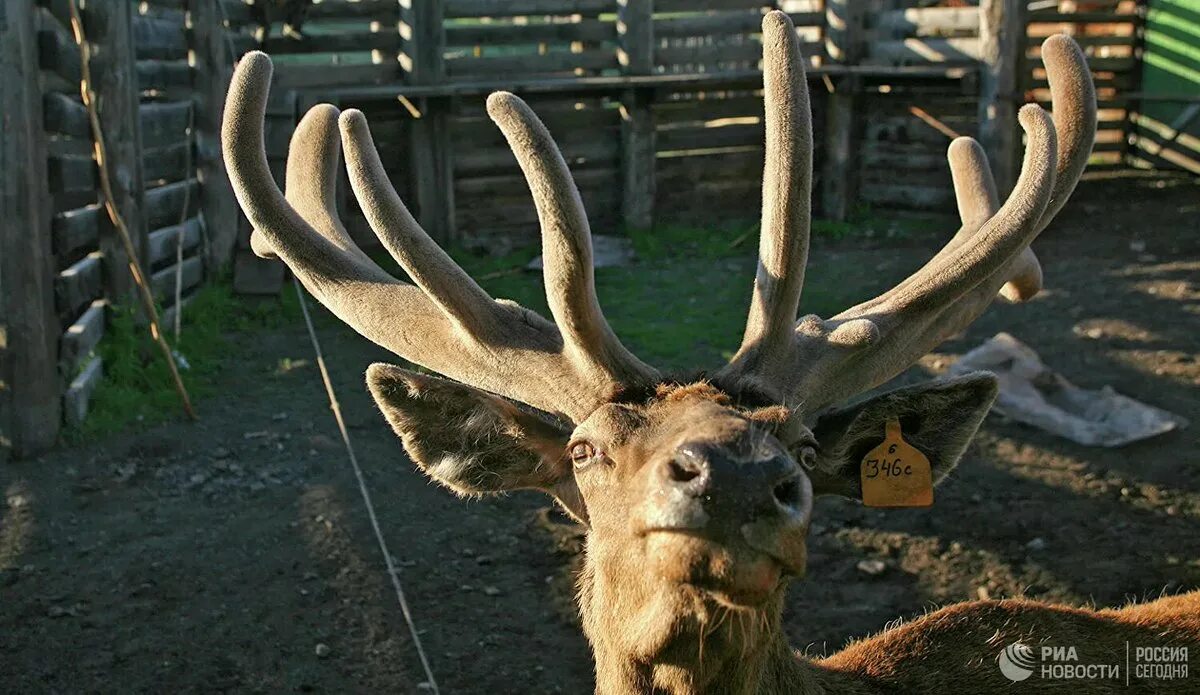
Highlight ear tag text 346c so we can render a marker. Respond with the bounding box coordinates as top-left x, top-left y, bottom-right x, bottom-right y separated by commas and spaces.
860, 418, 933, 508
